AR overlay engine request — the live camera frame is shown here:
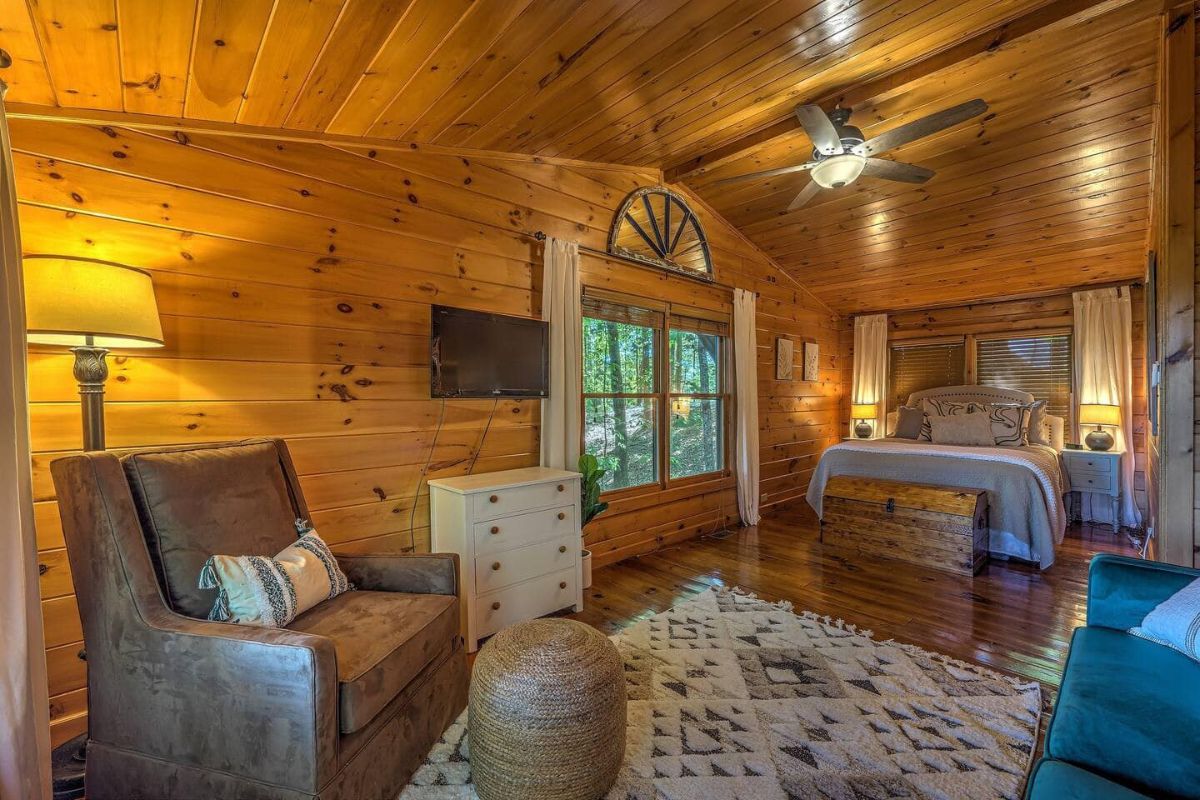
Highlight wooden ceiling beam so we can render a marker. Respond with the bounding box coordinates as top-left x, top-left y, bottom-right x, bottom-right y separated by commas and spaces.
662, 0, 1142, 183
